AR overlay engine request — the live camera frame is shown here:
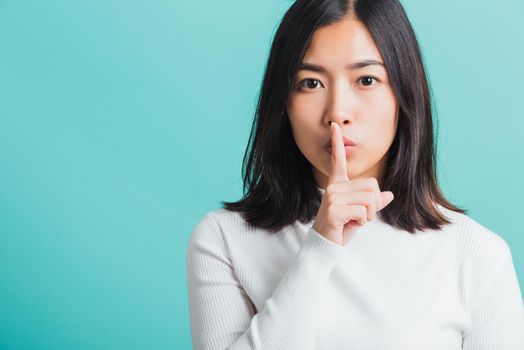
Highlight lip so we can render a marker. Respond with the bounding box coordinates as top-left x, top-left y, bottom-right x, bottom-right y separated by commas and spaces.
325, 145, 355, 156
324, 136, 357, 148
